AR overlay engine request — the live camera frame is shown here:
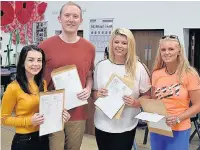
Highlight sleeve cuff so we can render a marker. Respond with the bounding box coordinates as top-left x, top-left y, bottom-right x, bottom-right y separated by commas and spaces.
26, 117, 32, 126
